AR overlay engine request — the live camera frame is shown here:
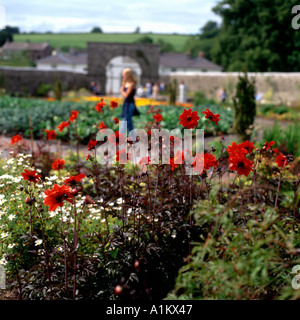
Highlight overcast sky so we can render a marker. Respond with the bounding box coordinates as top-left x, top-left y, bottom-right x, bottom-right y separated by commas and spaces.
0, 0, 221, 34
